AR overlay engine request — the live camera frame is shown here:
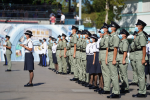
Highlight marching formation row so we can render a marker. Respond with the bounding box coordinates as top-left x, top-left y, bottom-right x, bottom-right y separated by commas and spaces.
3, 19, 150, 98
